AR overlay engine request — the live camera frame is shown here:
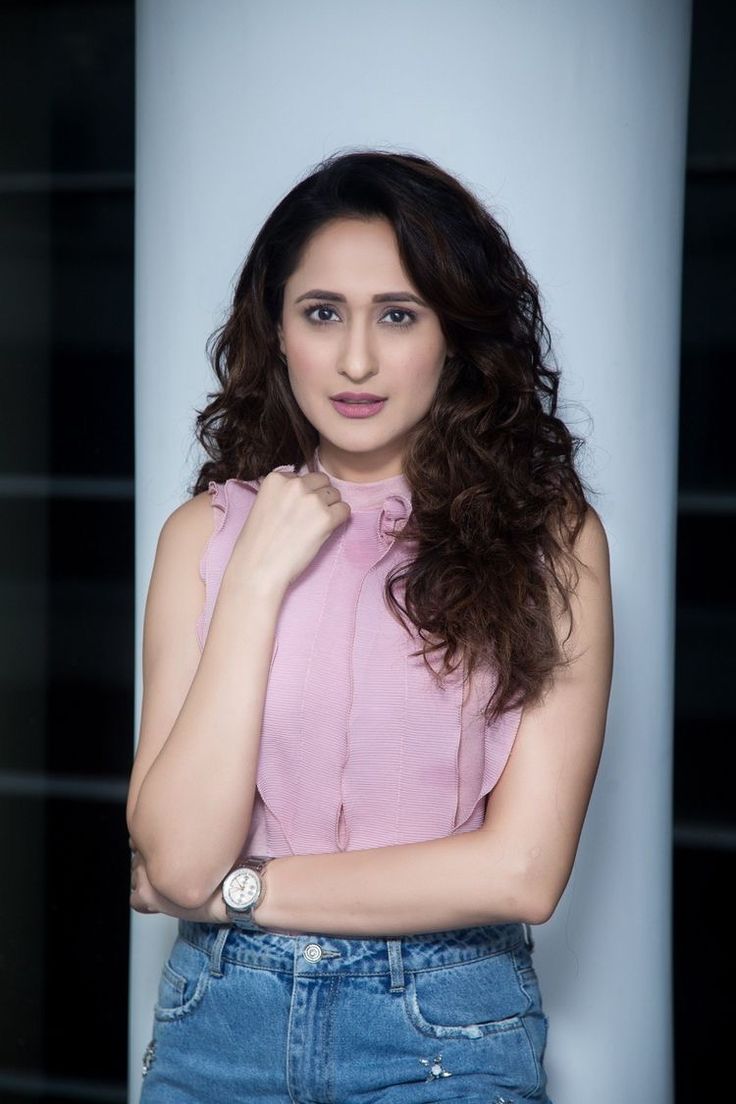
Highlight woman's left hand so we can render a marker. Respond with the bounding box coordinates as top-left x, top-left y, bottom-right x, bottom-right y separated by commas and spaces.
129, 836, 226, 923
